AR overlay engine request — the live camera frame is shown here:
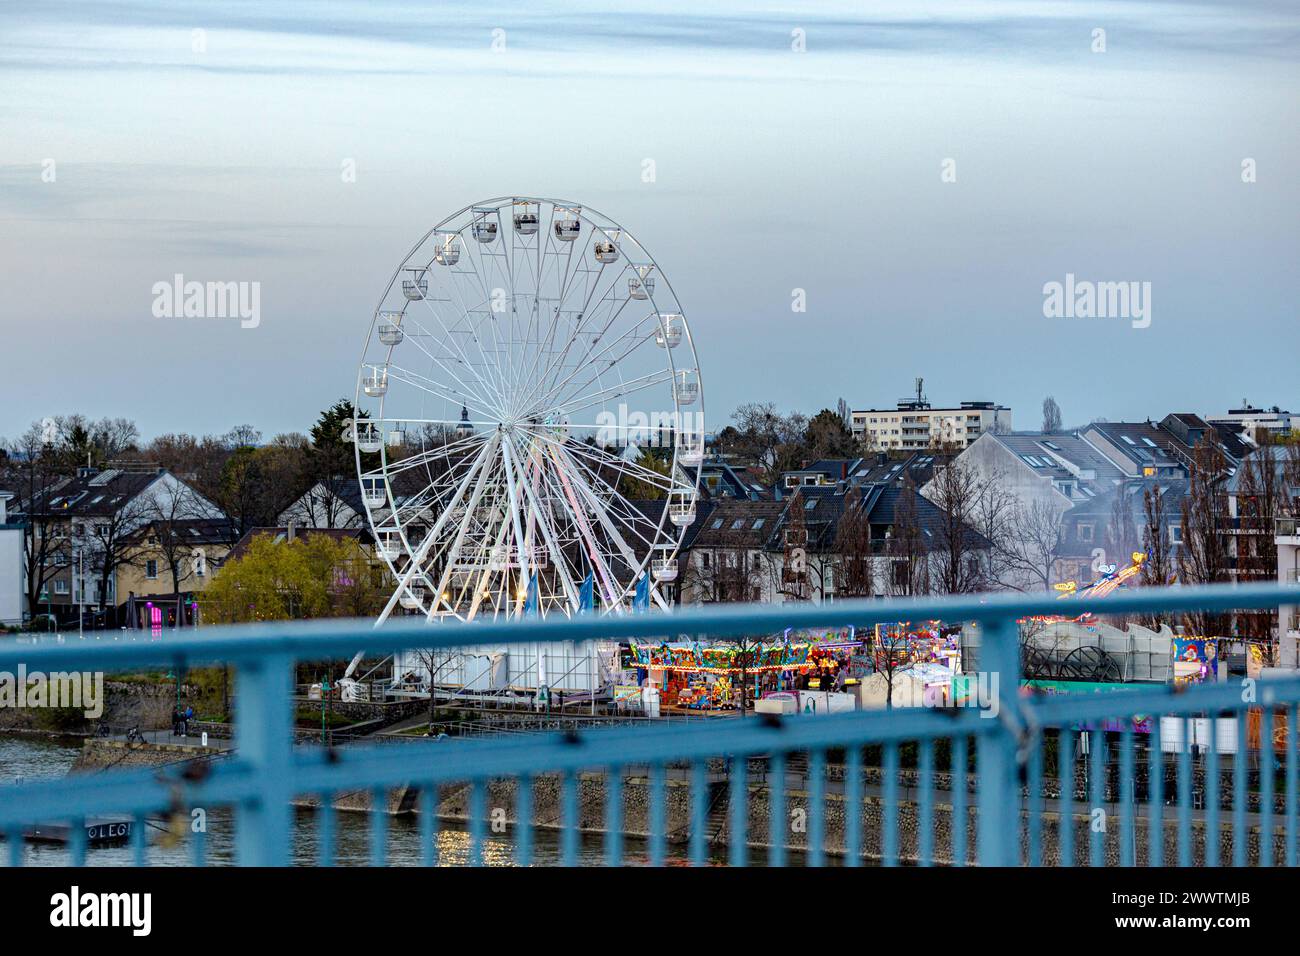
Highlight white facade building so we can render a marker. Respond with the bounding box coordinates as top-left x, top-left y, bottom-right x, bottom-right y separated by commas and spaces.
1278, 518, 1300, 669
1205, 403, 1293, 446
0, 492, 24, 626
851, 400, 1011, 451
